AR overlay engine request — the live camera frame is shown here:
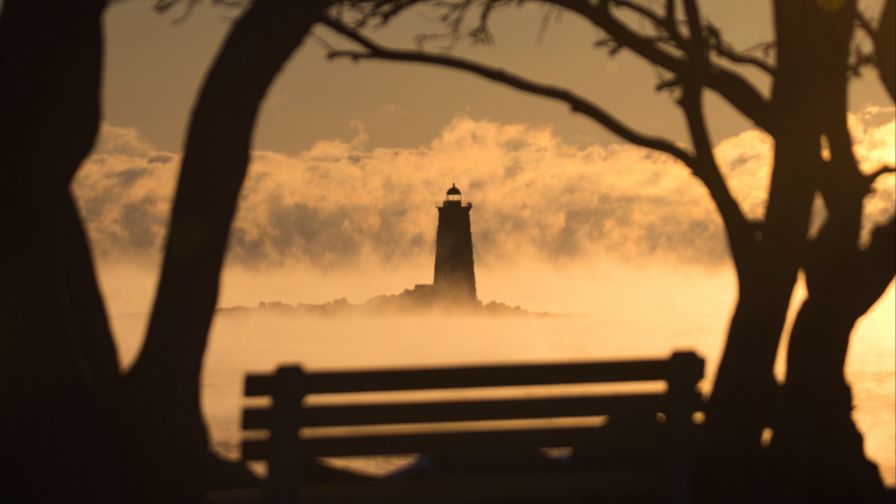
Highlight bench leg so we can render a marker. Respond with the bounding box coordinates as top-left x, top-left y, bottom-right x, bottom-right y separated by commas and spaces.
266, 367, 306, 504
